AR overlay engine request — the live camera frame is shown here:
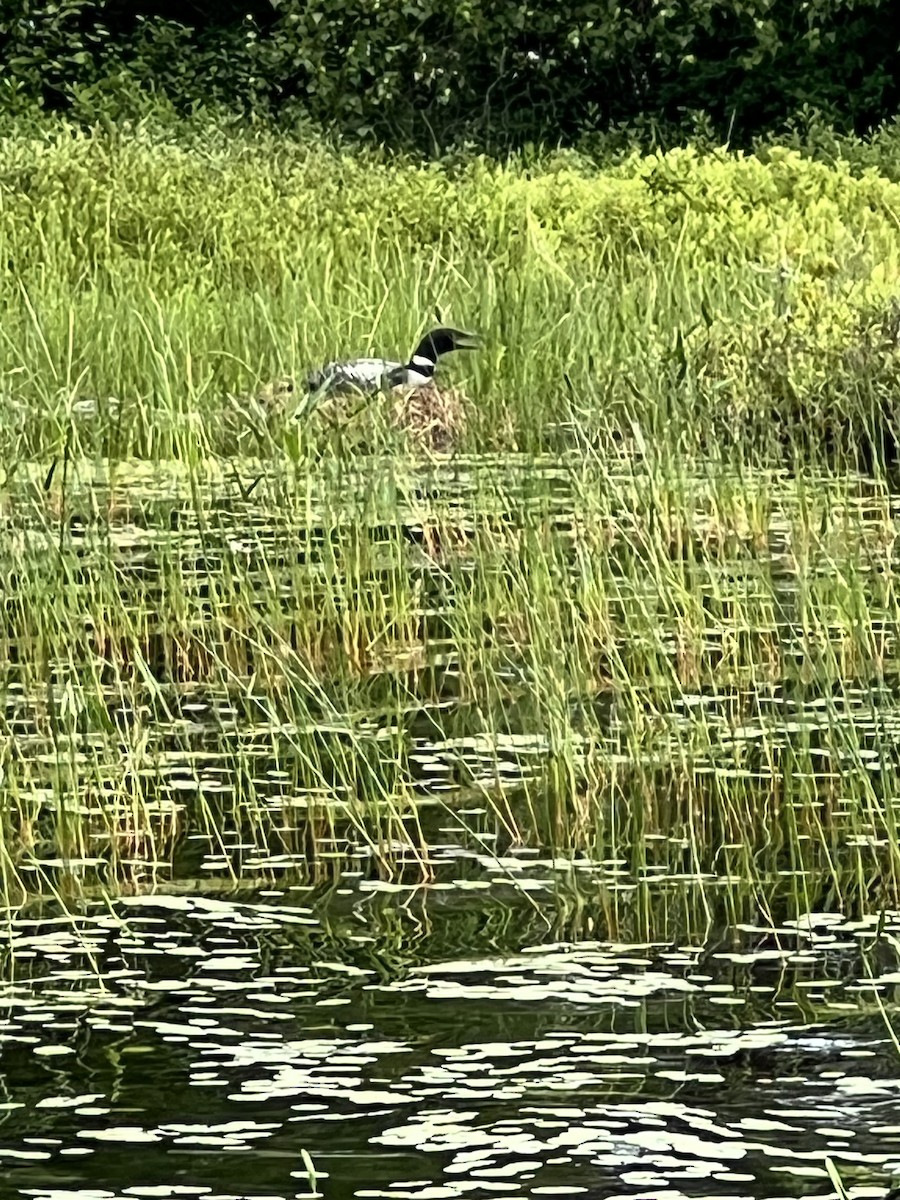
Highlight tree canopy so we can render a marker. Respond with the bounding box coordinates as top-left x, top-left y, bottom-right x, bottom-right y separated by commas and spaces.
2, 0, 898, 147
